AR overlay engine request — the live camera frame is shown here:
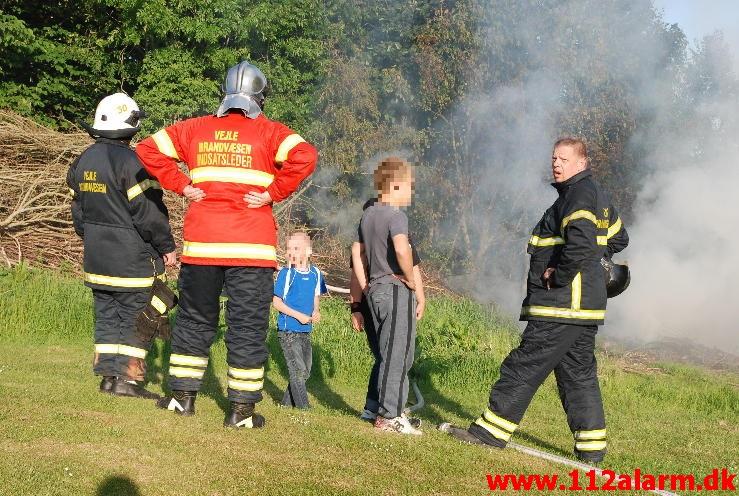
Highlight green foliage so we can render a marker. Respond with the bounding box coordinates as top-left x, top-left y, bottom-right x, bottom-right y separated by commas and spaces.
0, 0, 328, 131
3, 0, 739, 281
